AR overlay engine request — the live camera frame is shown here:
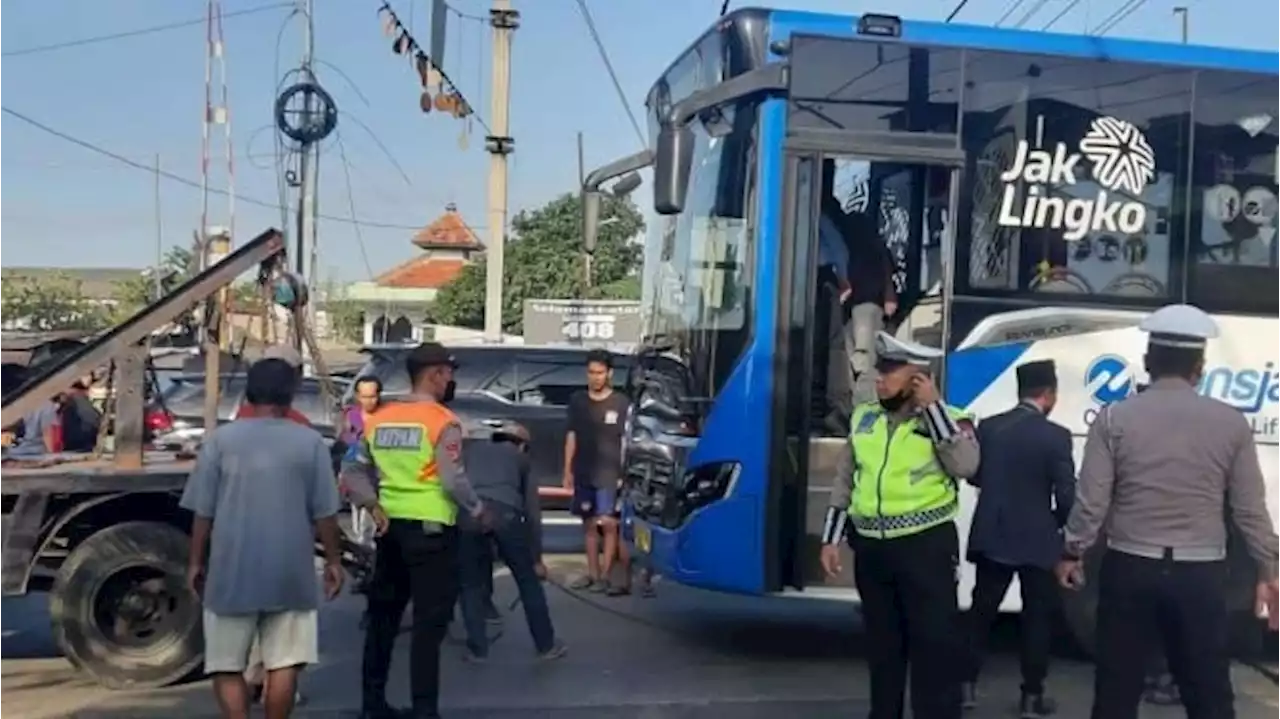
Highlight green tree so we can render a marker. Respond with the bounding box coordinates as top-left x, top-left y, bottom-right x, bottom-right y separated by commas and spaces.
1, 272, 112, 331
112, 246, 197, 317
431, 193, 643, 333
